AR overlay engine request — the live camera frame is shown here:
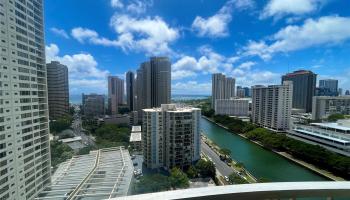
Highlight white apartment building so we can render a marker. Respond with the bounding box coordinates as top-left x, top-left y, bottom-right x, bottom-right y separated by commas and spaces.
142, 104, 201, 169
290, 120, 350, 156
0, 0, 51, 199
215, 99, 249, 116
312, 96, 350, 120
211, 73, 235, 109
252, 82, 293, 131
